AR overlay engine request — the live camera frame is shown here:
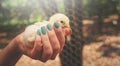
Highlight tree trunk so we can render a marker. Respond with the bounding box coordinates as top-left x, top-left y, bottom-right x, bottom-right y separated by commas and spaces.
60, 0, 83, 66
